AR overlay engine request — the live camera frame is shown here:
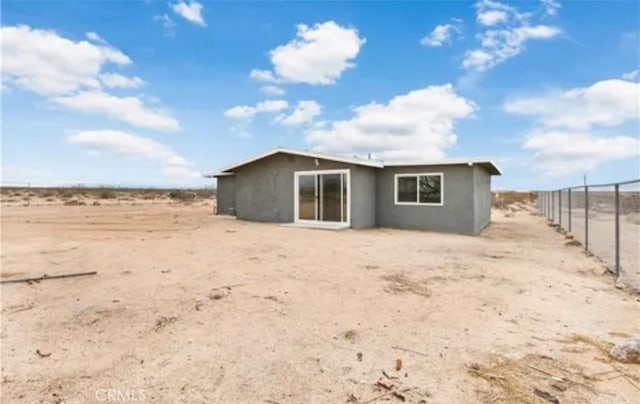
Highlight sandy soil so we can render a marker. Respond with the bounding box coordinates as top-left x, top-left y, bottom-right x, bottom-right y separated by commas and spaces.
1, 201, 639, 404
